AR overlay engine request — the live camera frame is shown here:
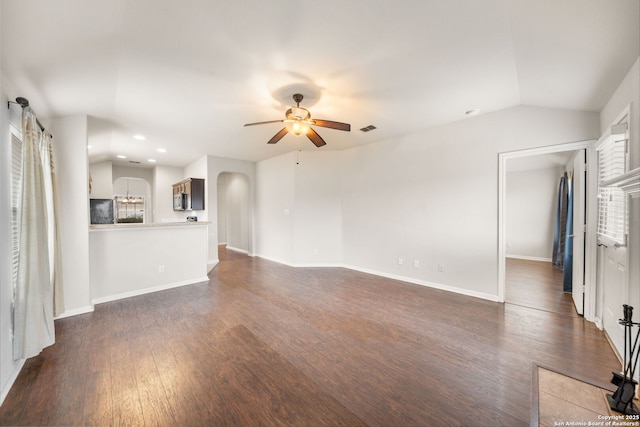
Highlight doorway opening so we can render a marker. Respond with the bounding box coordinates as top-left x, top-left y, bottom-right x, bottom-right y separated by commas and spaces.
498, 140, 597, 321
217, 172, 252, 256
